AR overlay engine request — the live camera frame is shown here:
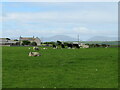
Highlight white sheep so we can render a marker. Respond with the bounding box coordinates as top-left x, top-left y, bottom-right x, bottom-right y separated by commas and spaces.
28, 52, 41, 56
105, 46, 108, 48
68, 47, 71, 49
43, 48, 47, 49
33, 46, 39, 50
